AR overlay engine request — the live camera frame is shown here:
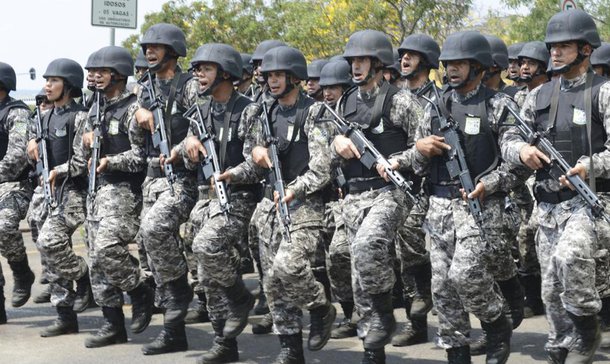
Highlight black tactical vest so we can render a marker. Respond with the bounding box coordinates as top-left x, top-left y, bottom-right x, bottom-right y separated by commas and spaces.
89, 93, 136, 157
339, 82, 408, 181
44, 101, 87, 169
429, 86, 499, 184
534, 74, 607, 187
0, 97, 29, 160
269, 93, 316, 184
